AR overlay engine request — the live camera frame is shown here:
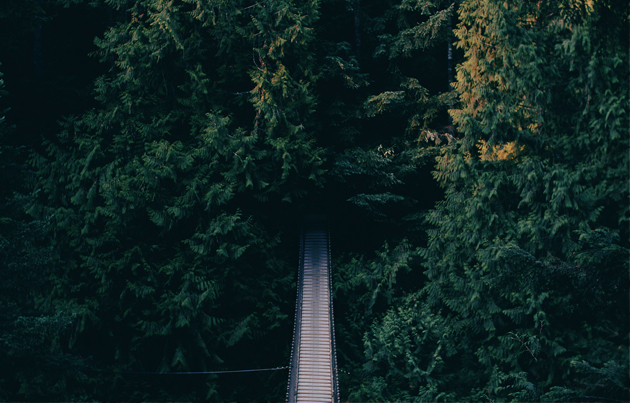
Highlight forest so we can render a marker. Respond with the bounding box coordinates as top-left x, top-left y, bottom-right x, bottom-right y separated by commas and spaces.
0, 0, 628, 401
